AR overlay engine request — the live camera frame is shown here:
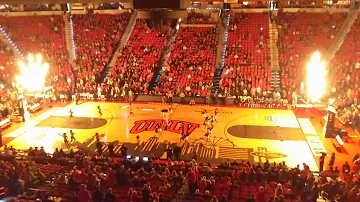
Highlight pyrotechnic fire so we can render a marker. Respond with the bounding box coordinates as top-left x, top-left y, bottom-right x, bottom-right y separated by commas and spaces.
307, 51, 326, 103
16, 53, 49, 92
